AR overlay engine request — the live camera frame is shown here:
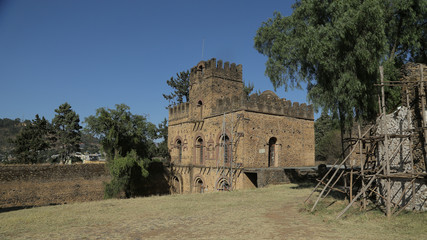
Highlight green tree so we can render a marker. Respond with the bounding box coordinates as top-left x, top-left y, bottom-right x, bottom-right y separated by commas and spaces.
156, 118, 169, 160
84, 104, 157, 160
52, 102, 82, 164
163, 70, 190, 108
104, 150, 149, 198
314, 113, 341, 163
243, 81, 255, 98
12, 115, 51, 164
254, 0, 426, 134
85, 104, 157, 198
